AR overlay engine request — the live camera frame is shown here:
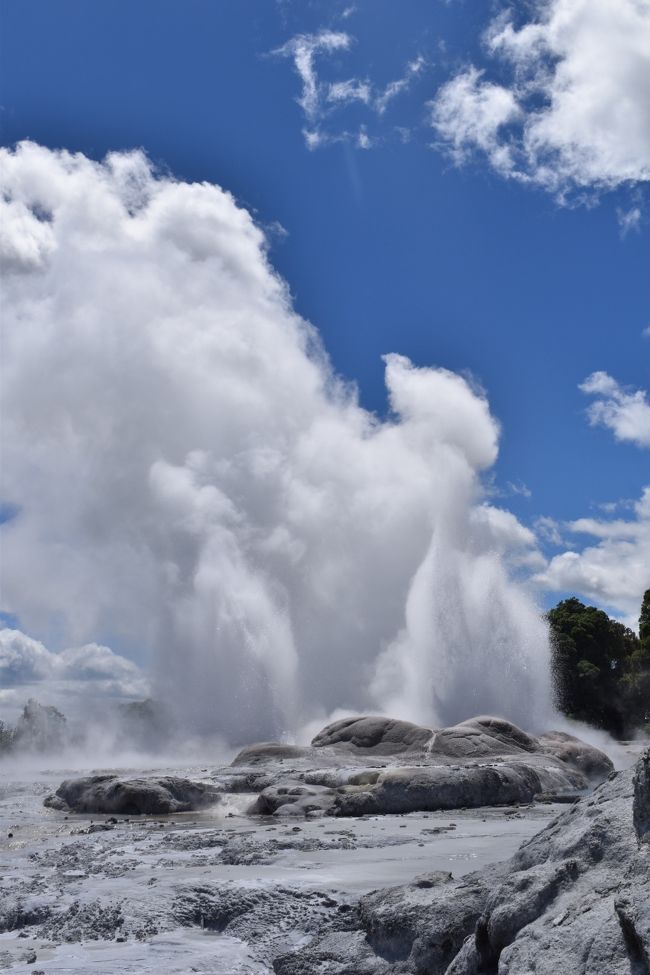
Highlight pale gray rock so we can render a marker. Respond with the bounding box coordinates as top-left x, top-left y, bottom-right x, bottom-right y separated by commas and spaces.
229, 715, 613, 820
276, 749, 650, 975
44, 774, 221, 815
249, 780, 336, 817
231, 742, 314, 765
634, 747, 650, 844
431, 717, 613, 783
332, 761, 560, 817
171, 882, 341, 965
274, 930, 393, 975
431, 716, 539, 758
538, 729, 614, 783
311, 716, 433, 754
